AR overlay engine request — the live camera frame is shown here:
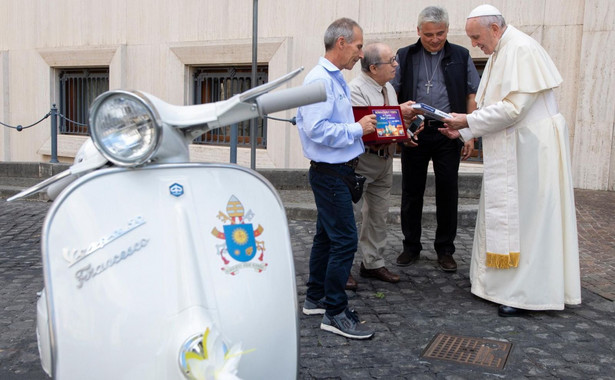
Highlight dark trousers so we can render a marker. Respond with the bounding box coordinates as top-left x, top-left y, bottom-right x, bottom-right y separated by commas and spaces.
306, 164, 357, 316
400, 130, 462, 257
